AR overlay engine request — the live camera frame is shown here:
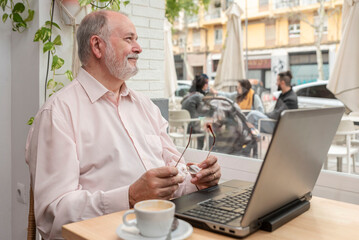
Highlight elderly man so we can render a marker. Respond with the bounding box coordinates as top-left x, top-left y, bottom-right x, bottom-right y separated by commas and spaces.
26, 10, 221, 239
